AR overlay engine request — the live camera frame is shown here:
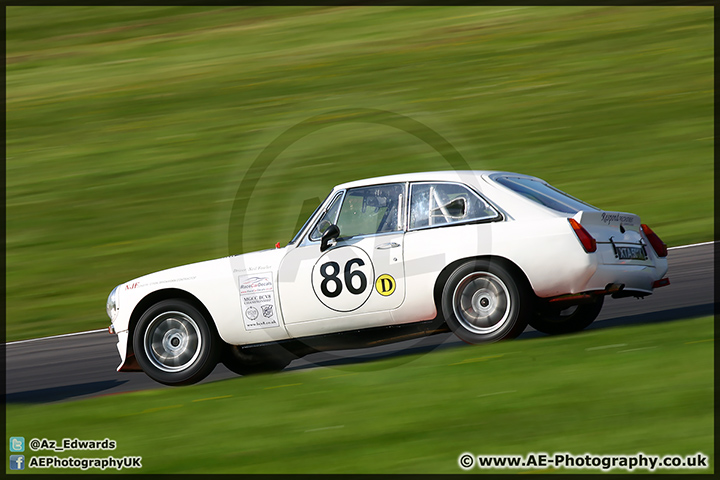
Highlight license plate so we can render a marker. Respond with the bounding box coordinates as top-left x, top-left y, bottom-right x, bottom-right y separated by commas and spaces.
616, 245, 647, 260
